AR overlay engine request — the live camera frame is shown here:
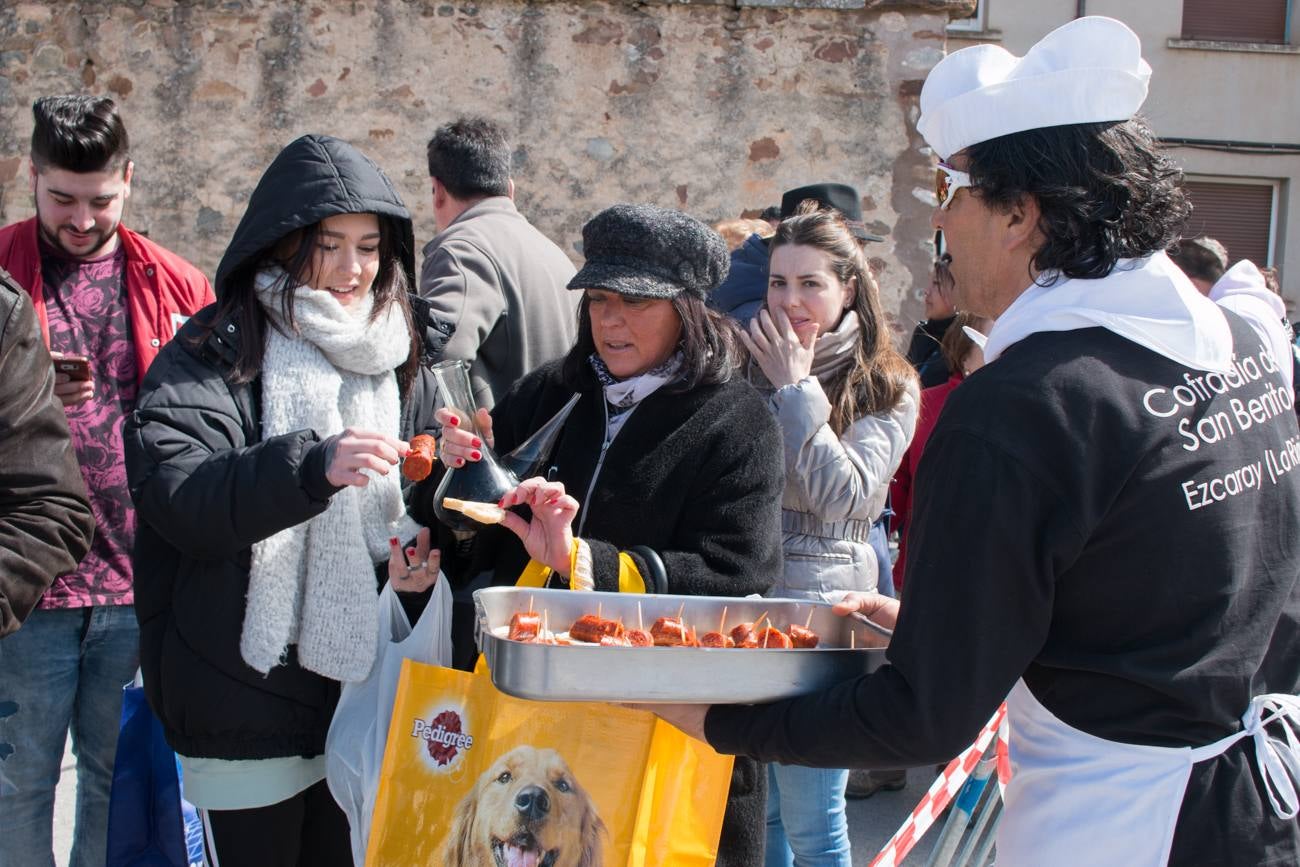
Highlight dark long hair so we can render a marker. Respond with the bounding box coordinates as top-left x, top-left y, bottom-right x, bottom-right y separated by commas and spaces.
964, 117, 1190, 283
560, 291, 743, 392
768, 204, 916, 434
207, 213, 420, 395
